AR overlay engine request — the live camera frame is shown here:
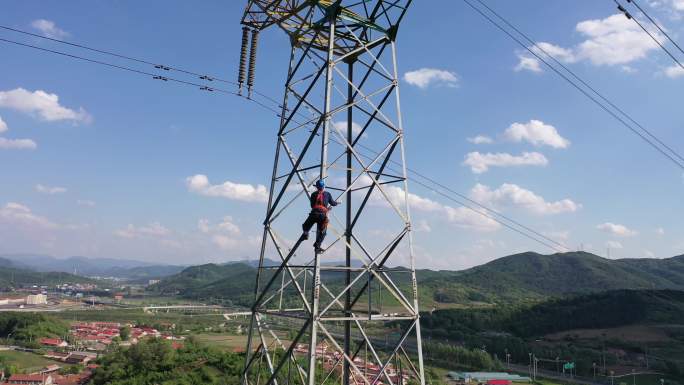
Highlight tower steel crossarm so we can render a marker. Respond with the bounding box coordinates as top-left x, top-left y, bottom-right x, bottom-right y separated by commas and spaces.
240, 2, 422, 385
